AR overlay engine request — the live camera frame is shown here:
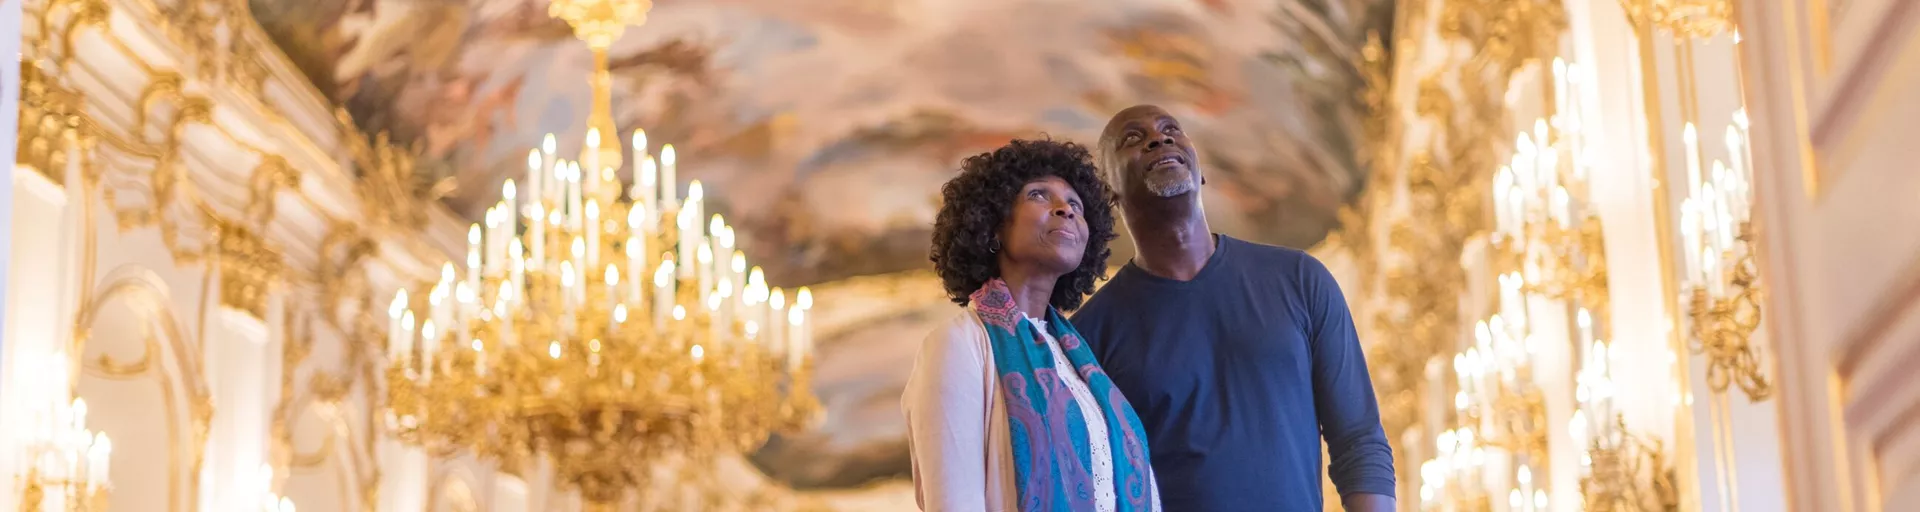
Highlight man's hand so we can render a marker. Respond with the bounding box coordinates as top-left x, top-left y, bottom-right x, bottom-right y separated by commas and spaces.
1341, 492, 1395, 512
